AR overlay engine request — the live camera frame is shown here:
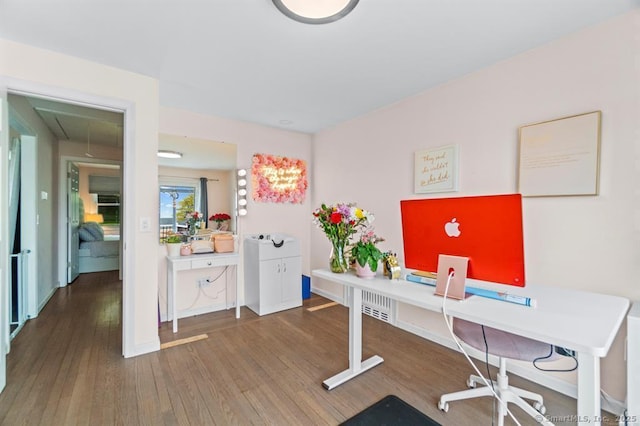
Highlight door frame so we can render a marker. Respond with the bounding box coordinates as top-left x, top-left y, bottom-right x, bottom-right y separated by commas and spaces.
59, 157, 123, 286
0, 81, 9, 393
19, 135, 38, 319
66, 161, 80, 284
1, 77, 134, 359
6, 112, 40, 329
